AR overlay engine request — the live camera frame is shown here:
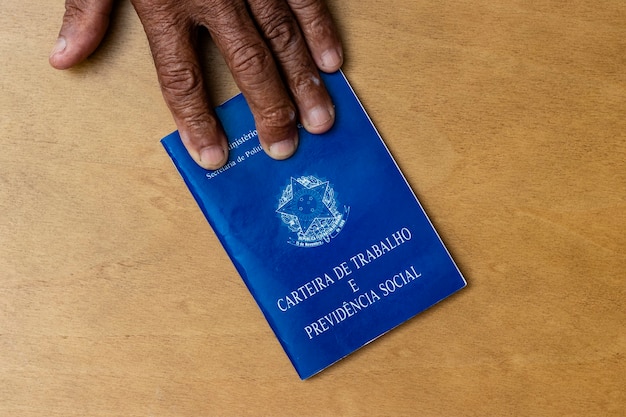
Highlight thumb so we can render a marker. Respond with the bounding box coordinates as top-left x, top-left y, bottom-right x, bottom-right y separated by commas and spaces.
50, 0, 115, 69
